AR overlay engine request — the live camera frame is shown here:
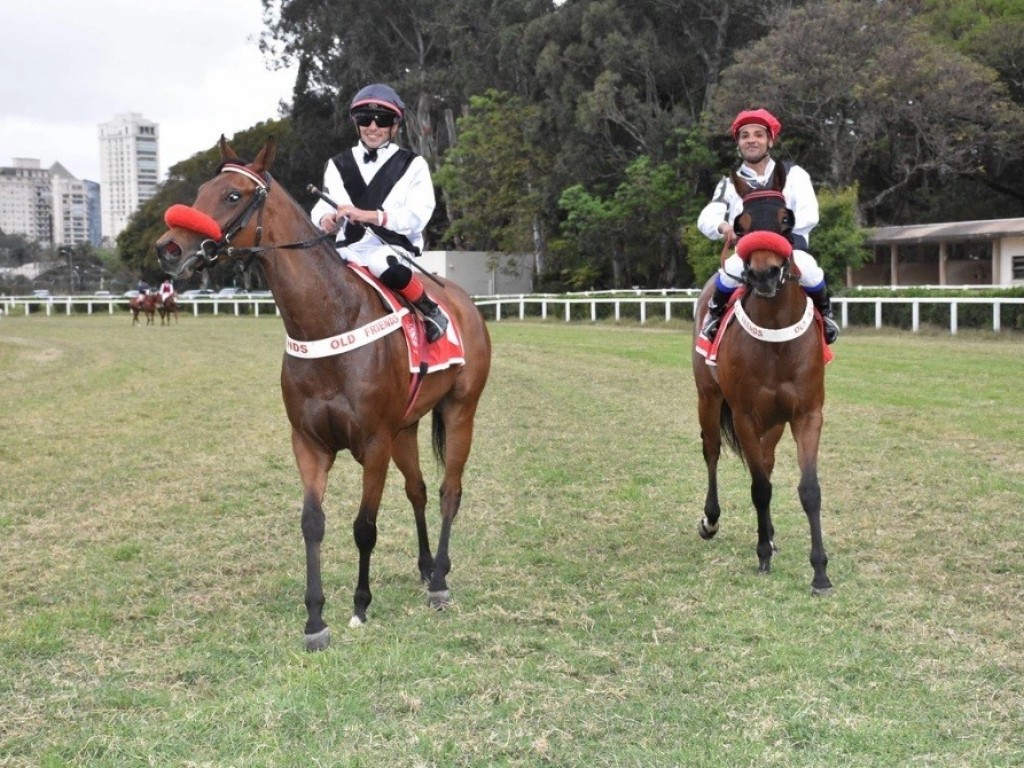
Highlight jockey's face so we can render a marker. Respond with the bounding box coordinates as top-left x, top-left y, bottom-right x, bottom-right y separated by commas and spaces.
357, 116, 399, 150
737, 124, 773, 165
